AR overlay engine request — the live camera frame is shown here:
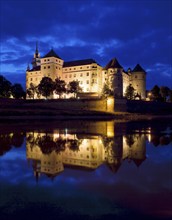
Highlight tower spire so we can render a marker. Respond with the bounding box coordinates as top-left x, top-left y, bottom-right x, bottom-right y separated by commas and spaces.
35, 41, 39, 58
